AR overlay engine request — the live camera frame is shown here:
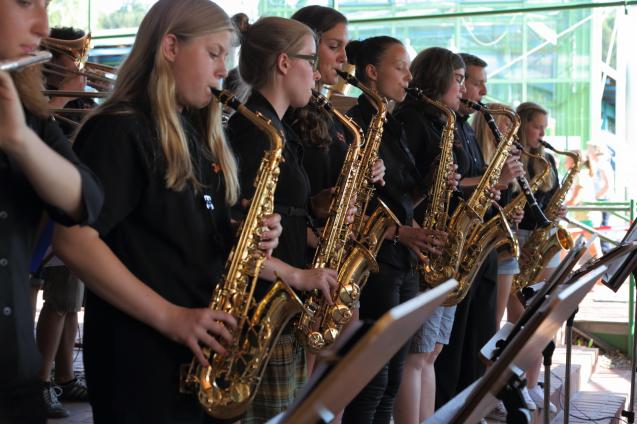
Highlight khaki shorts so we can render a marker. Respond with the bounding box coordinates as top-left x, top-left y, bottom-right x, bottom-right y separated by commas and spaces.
42, 266, 84, 313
